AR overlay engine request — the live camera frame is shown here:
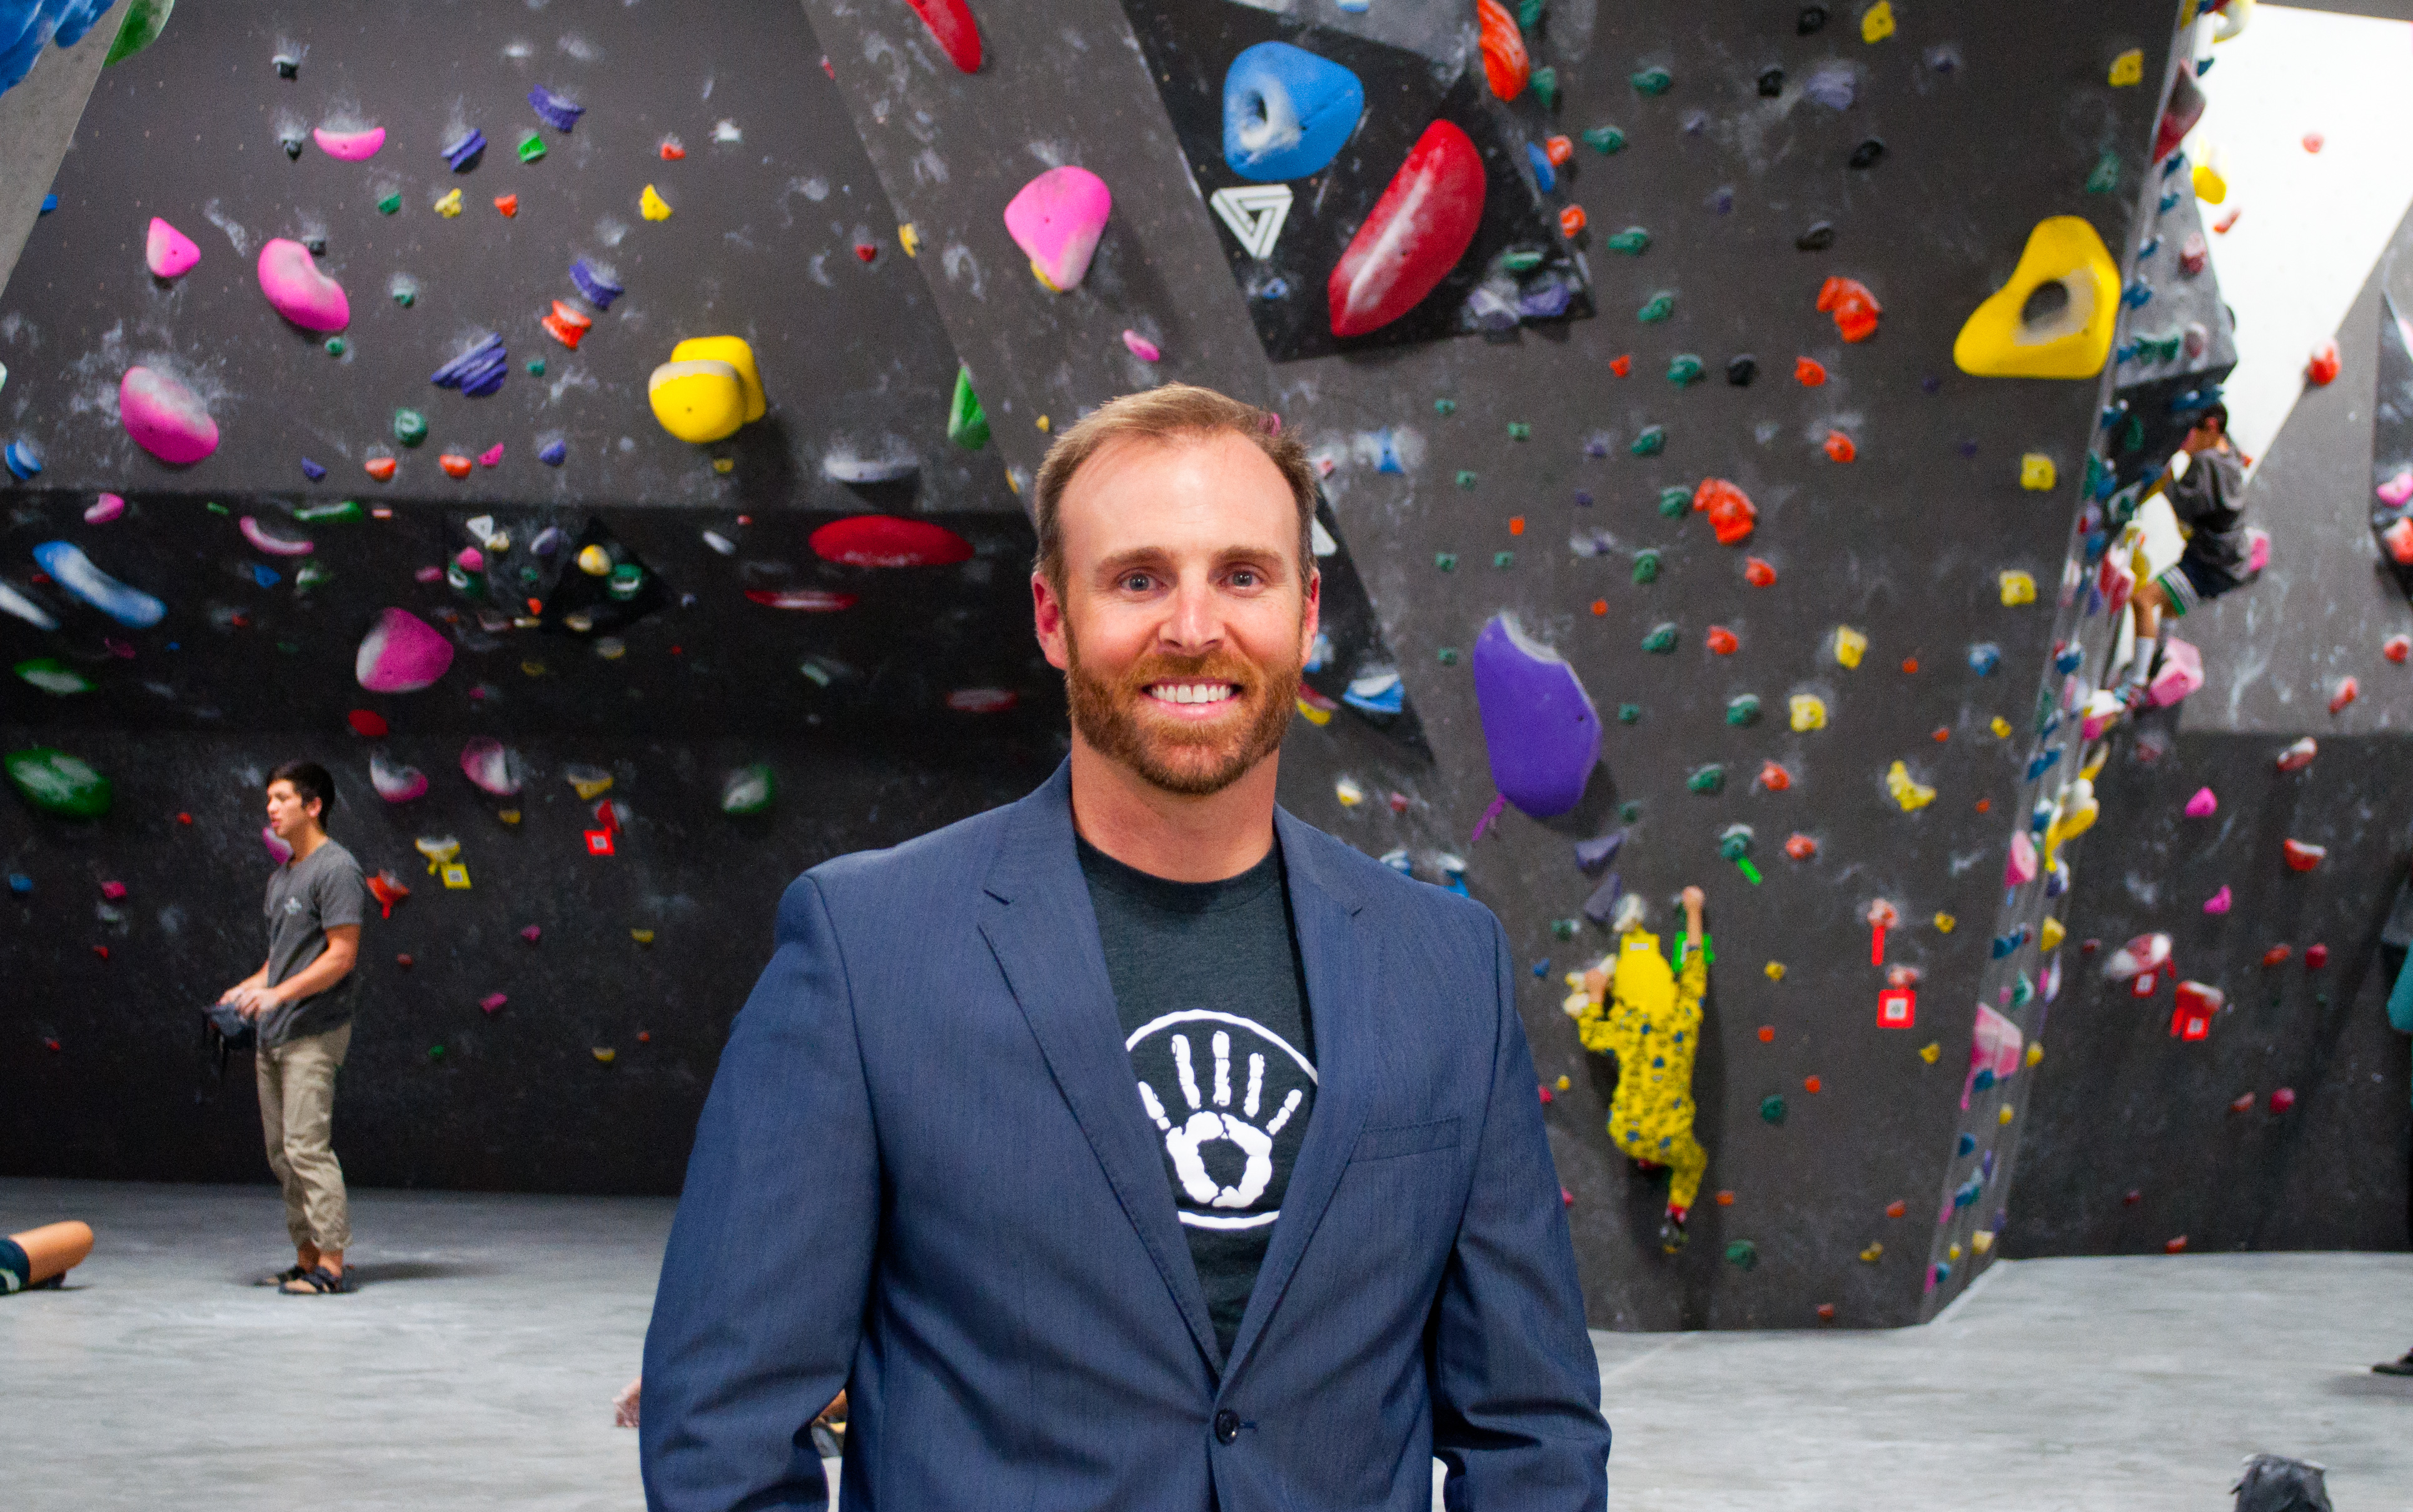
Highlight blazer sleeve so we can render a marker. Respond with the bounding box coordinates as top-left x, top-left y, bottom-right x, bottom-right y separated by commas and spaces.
1430, 915, 1613, 1511
641, 874, 881, 1512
